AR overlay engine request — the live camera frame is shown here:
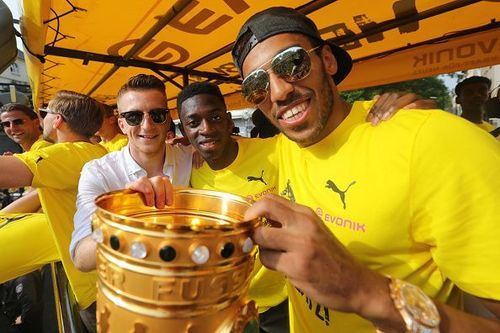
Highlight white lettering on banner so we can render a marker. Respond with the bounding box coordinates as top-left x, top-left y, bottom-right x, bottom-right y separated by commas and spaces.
413, 38, 498, 68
